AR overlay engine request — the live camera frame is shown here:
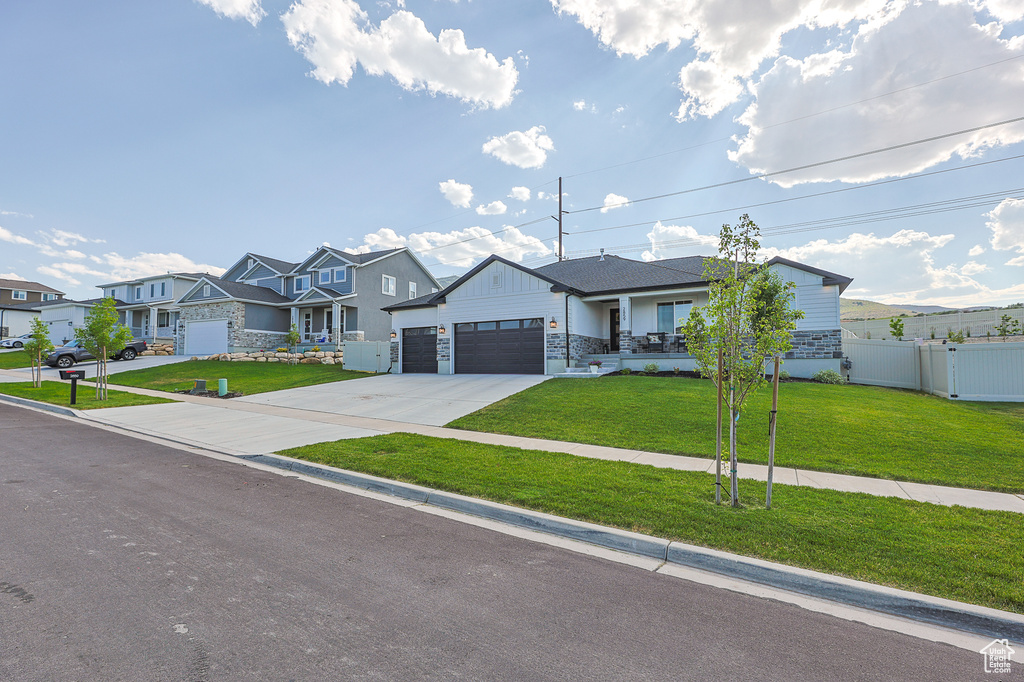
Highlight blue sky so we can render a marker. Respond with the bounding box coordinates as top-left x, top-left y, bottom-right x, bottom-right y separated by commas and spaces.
2, 0, 1024, 306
